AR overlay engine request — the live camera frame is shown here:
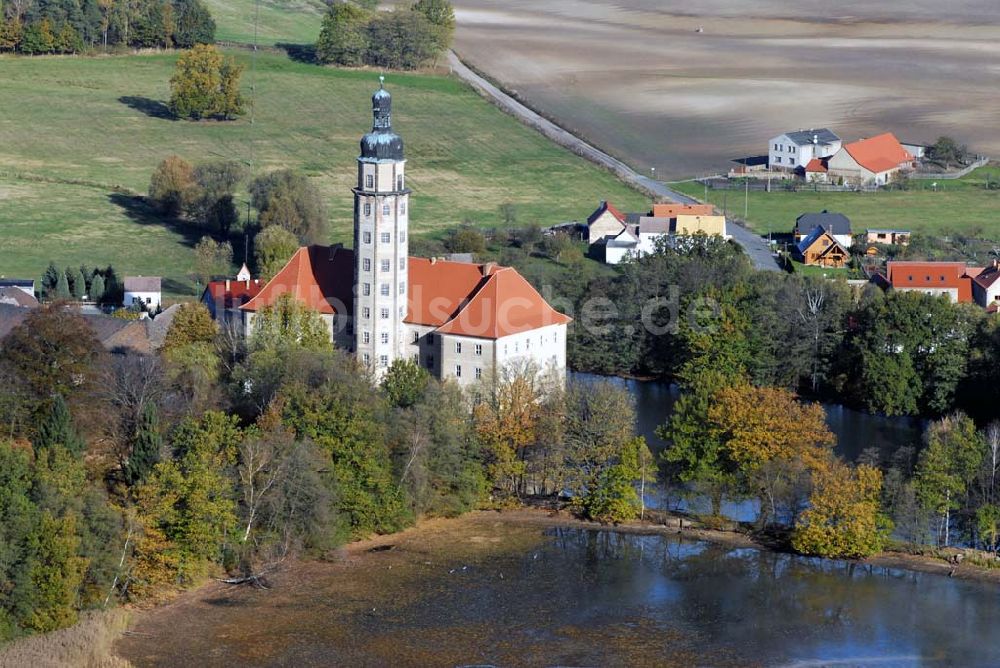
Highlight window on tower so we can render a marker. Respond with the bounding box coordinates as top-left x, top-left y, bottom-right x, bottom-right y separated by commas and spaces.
362, 307, 370, 319
380, 259, 390, 272
363, 331, 370, 344
399, 257, 405, 270
380, 283, 389, 296
380, 307, 389, 319
382, 204, 391, 216
363, 283, 371, 296
364, 203, 371, 217
399, 231, 407, 243
363, 231, 371, 244
366, 174, 374, 189
363, 258, 371, 272
363, 353, 370, 365
379, 355, 388, 367
381, 232, 390, 244
380, 332, 389, 344
400, 201, 406, 214
397, 175, 403, 190
398, 282, 405, 295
